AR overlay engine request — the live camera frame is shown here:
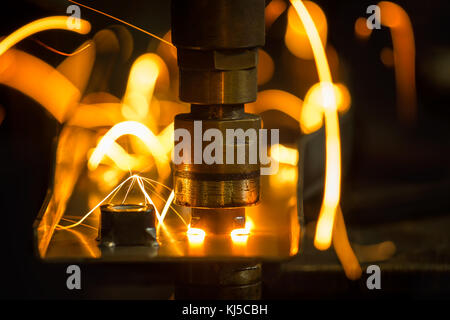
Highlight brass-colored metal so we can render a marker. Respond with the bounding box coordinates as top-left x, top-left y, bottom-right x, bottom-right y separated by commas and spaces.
179, 68, 257, 104
175, 174, 259, 208
173, 105, 261, 208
